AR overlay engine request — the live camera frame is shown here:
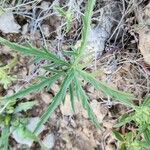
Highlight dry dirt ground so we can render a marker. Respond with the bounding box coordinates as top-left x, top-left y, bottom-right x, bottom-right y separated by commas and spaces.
0, 0, 150, 150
